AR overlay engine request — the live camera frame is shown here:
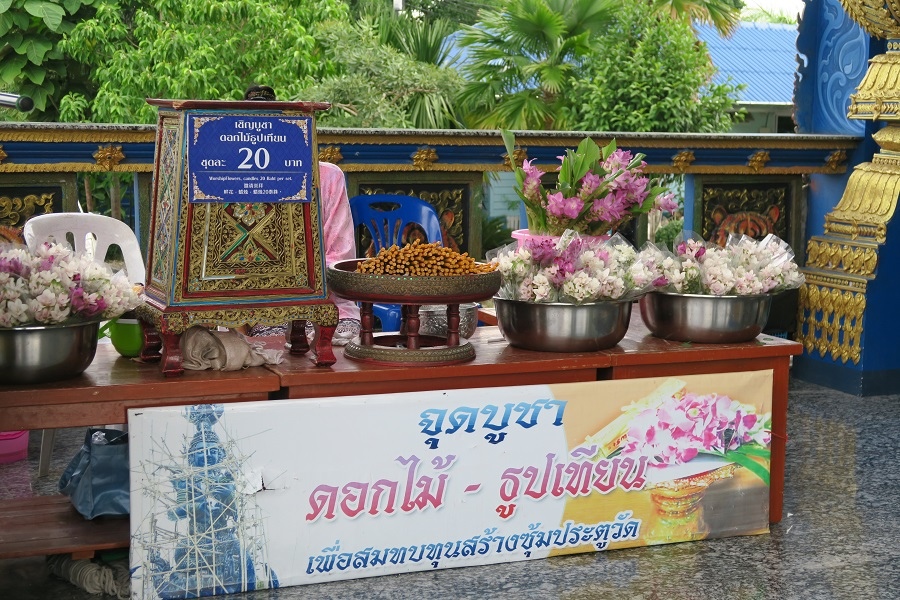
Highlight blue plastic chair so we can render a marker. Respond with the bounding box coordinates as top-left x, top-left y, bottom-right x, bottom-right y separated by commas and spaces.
349, 194, 444, 331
